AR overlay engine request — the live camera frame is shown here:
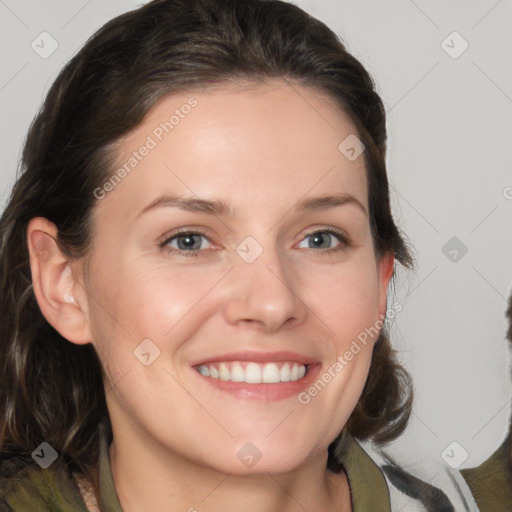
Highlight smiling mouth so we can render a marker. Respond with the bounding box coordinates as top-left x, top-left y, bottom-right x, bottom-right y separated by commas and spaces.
194, 361, 309, 384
